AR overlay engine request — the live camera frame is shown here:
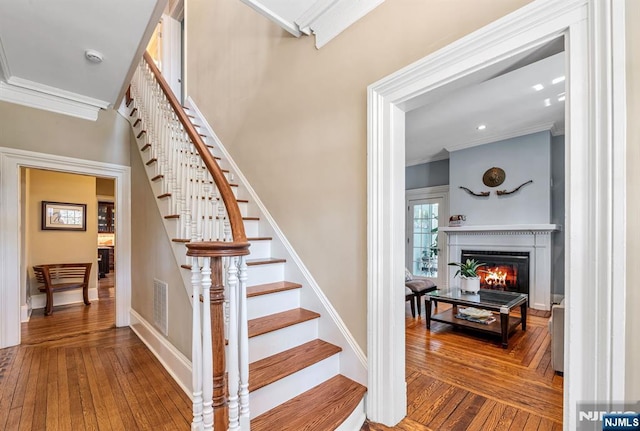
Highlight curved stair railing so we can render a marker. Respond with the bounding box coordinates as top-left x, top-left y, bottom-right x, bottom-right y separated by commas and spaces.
129, 52, 251, 431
